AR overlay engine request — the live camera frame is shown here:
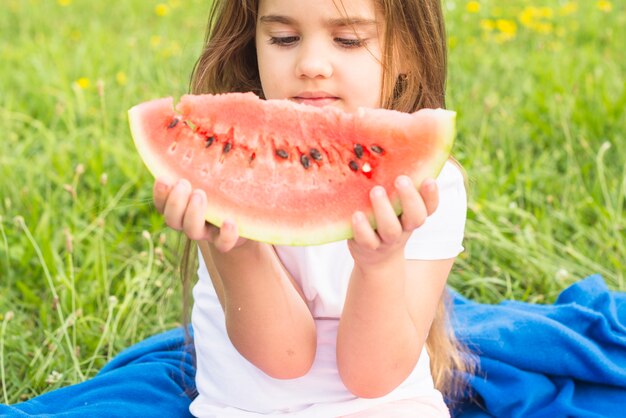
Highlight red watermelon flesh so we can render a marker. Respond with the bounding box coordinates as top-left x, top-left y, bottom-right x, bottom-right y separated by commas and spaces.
128, 92, 455, 245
